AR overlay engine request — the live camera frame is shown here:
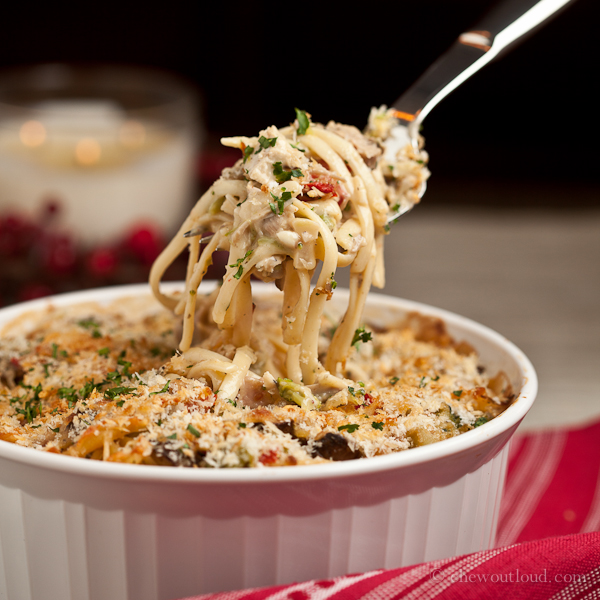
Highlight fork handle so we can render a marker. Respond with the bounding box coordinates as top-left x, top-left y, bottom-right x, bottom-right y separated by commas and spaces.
392, 0, 574, 126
